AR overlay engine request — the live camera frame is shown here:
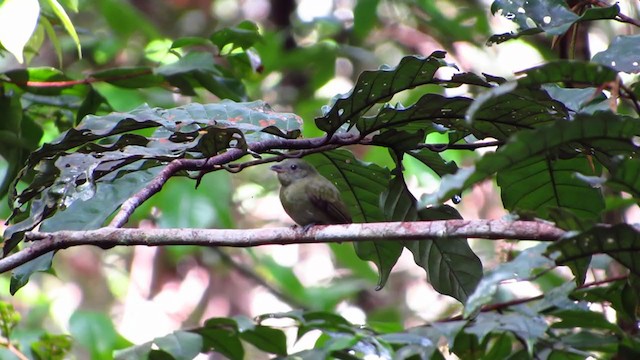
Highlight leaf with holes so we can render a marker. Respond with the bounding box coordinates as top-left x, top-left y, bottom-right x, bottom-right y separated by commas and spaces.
315, 52, 452, 134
